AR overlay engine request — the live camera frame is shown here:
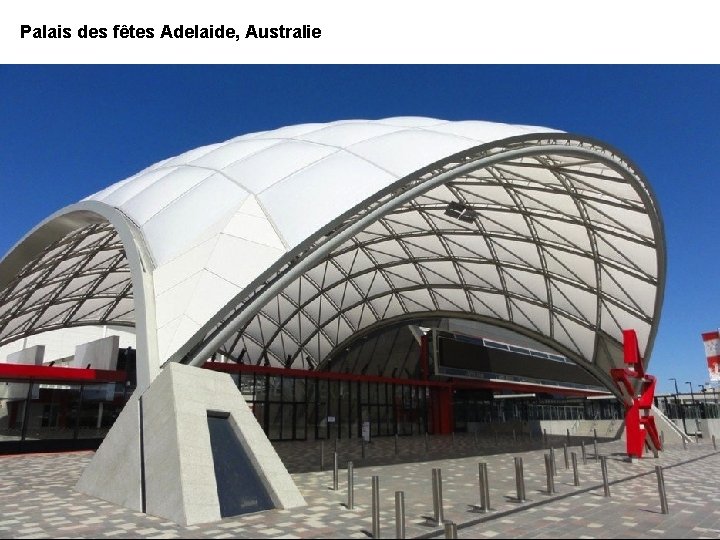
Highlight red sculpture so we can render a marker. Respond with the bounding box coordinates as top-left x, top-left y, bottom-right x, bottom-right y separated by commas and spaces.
609, 329, 661, 458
